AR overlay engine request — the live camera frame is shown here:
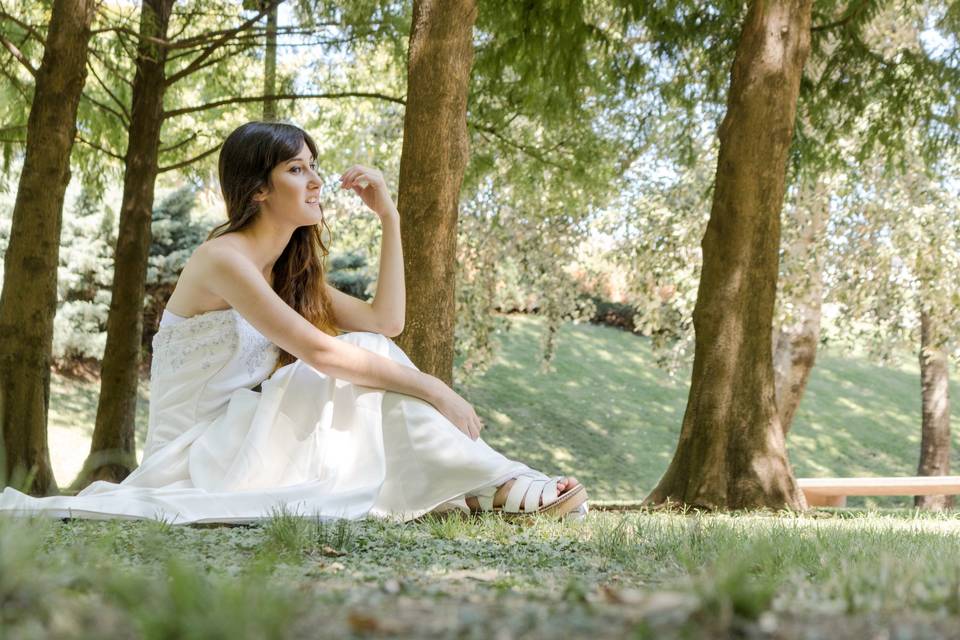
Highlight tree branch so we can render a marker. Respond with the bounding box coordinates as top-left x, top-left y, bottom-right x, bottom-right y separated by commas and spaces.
159, 130, 198, 153
86, 58, 131, 122
165, 0, 283, 87
167, 22, 338, 51
80, 92, 130, 127
468, 121, 570, 170
0, 4, 44, 44
75, 135, 124, 161
158, 143, 220, 173
0, 51, 29, 101
88, 44, 134, 88
810, 1, 870, 33
0, 31, 35, 76
165, 38, 256, 69
163, 91, 406, 120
